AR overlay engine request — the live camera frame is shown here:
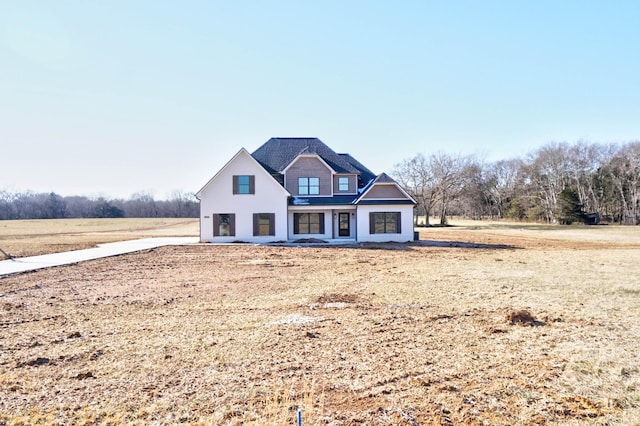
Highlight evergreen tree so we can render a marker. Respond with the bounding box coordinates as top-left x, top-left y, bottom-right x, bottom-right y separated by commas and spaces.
557, 188, 586, 224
